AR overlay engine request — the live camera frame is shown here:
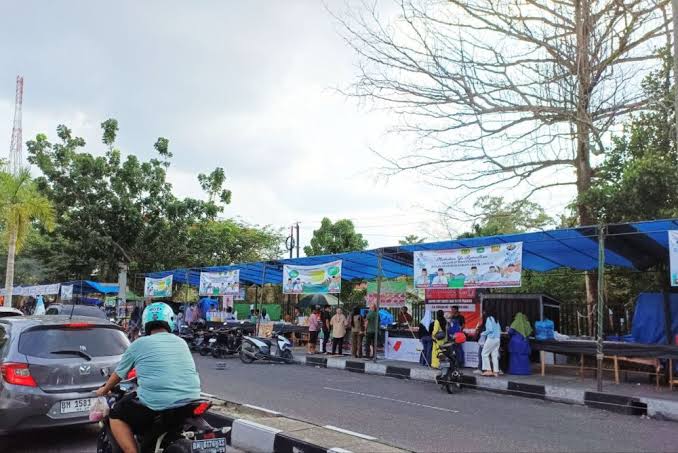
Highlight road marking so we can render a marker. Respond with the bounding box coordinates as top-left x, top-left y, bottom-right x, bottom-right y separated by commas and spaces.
323, 387, 459, 413
242, 404, 281, 416
323, 425, 377, 440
